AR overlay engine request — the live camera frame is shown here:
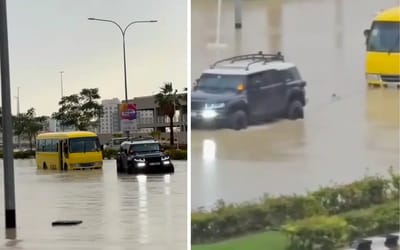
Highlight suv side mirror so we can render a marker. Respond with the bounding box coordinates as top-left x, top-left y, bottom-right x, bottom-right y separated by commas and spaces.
363, 29, 370, 38
192, 79, 199, 90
